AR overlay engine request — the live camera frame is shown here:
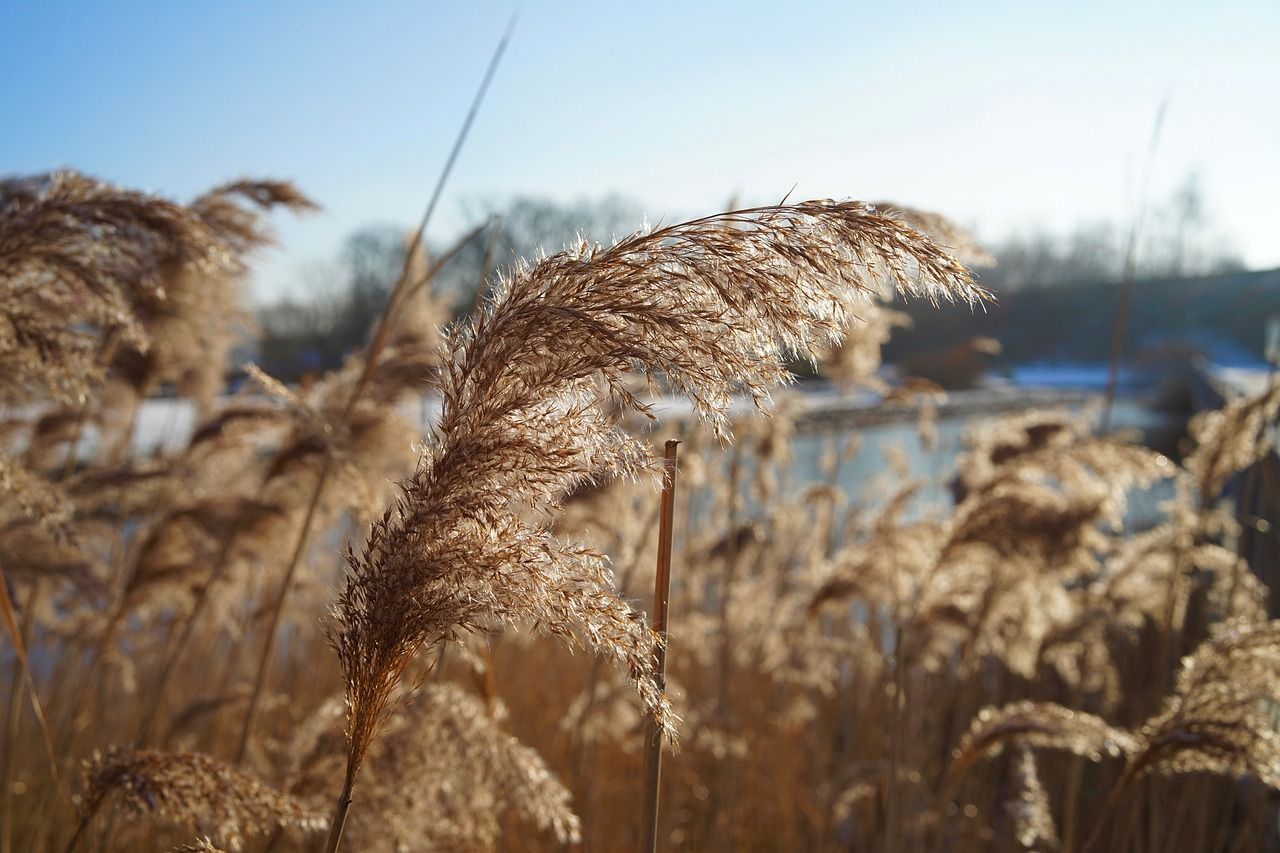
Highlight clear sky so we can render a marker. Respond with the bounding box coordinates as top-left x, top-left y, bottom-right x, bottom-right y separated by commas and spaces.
3, 1, 1277, 300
